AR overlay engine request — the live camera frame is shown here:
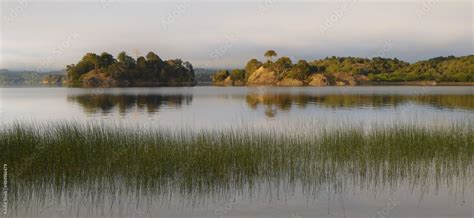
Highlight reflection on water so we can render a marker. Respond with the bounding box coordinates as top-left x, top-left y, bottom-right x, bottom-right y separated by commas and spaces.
60, 87, 474, 119
67, 94, 193, 115
245, 94, 473, 117
0, 87, 472, 129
